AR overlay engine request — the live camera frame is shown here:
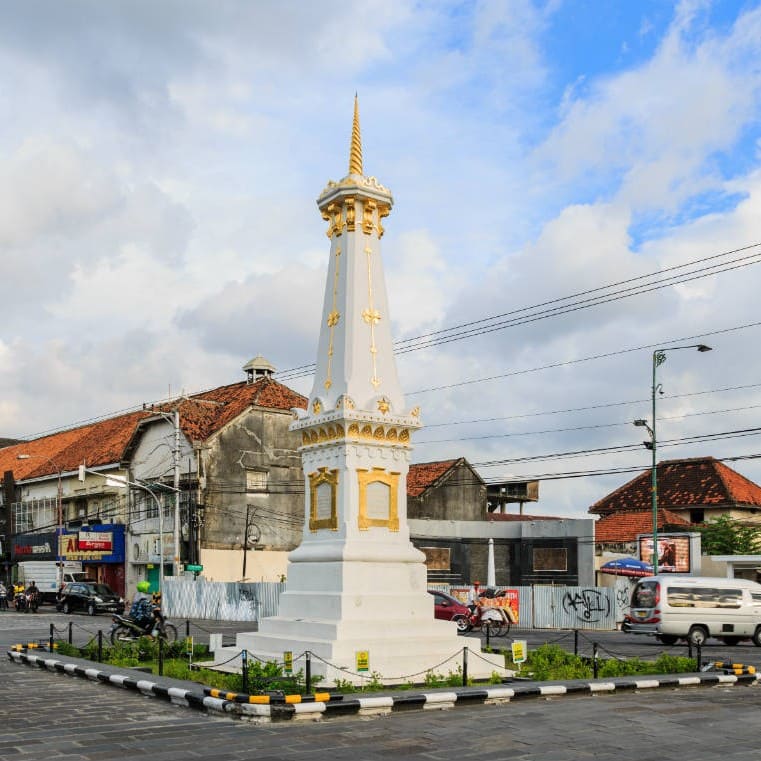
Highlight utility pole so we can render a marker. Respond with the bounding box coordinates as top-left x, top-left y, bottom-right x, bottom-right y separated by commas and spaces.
173, 409, 180, 577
